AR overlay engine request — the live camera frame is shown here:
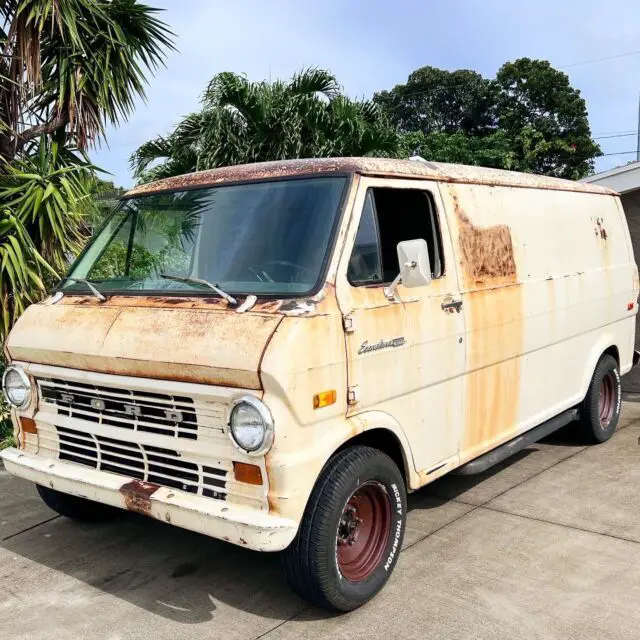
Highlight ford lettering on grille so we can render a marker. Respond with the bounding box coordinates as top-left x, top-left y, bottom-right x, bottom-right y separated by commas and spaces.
39, 378, 198, 440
